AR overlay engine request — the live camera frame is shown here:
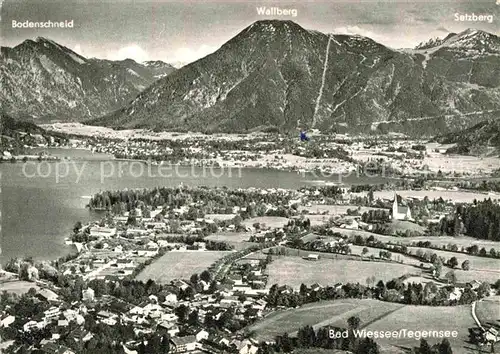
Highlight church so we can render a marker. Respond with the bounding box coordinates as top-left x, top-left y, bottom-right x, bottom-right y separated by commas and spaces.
392, 192, 412, 220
